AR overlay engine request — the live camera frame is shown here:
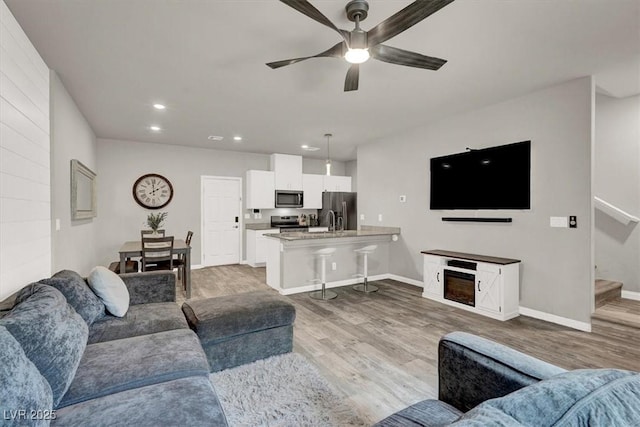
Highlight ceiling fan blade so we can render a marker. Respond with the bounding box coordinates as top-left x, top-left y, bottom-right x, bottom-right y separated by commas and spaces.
344, 64, 359, 92
367, 0, 455, 47
370, 44, 447, 70
280, 0, 349, 41
267, 42, 345, 69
